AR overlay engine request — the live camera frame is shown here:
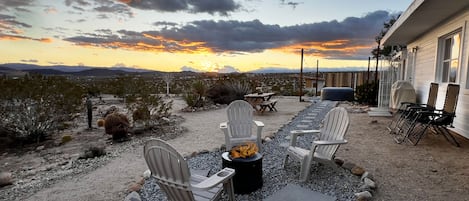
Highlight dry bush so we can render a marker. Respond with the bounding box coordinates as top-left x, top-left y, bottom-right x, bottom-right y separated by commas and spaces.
104, 113, 130, 141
